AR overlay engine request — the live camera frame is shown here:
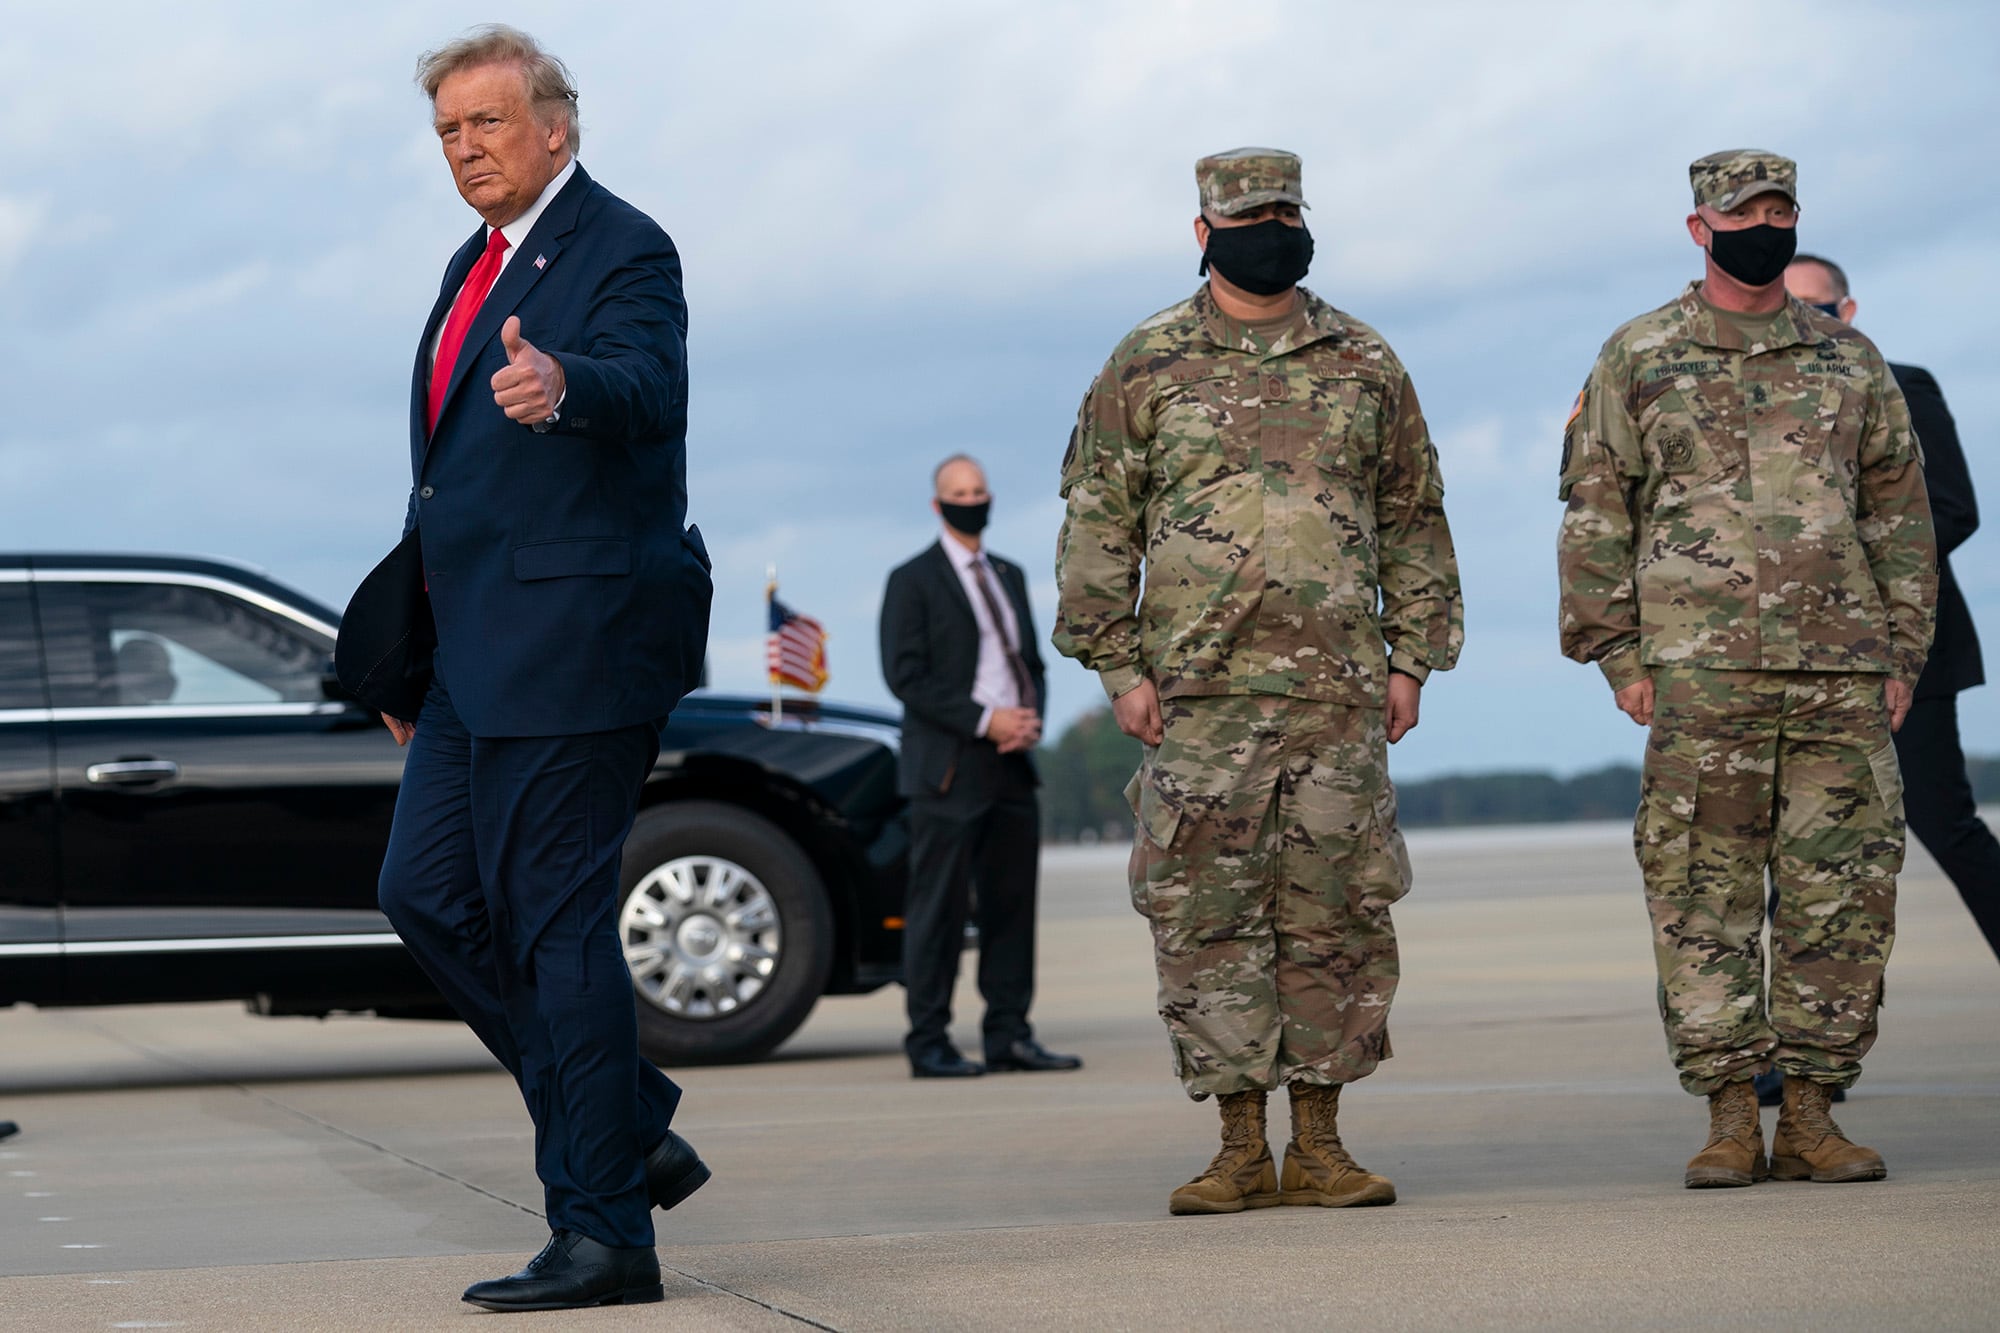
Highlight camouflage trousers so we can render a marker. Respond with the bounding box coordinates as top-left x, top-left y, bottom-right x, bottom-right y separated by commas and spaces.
1125, 694, 1412, 1100
1638, 667, 1903, 1095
